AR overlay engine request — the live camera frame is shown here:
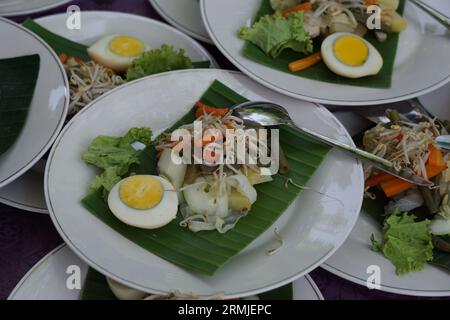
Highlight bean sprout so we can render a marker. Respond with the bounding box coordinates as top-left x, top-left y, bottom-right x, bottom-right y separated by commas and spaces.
64, 57, 126, 116
363, 115, 439, 177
